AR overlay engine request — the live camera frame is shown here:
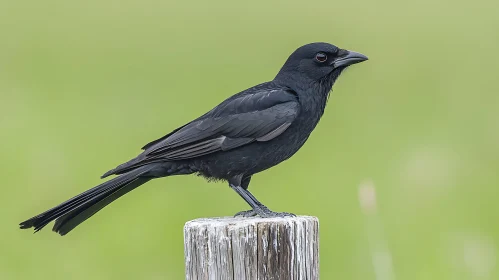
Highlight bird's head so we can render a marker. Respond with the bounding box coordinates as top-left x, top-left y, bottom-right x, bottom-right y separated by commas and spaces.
274, 42, 367, 91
